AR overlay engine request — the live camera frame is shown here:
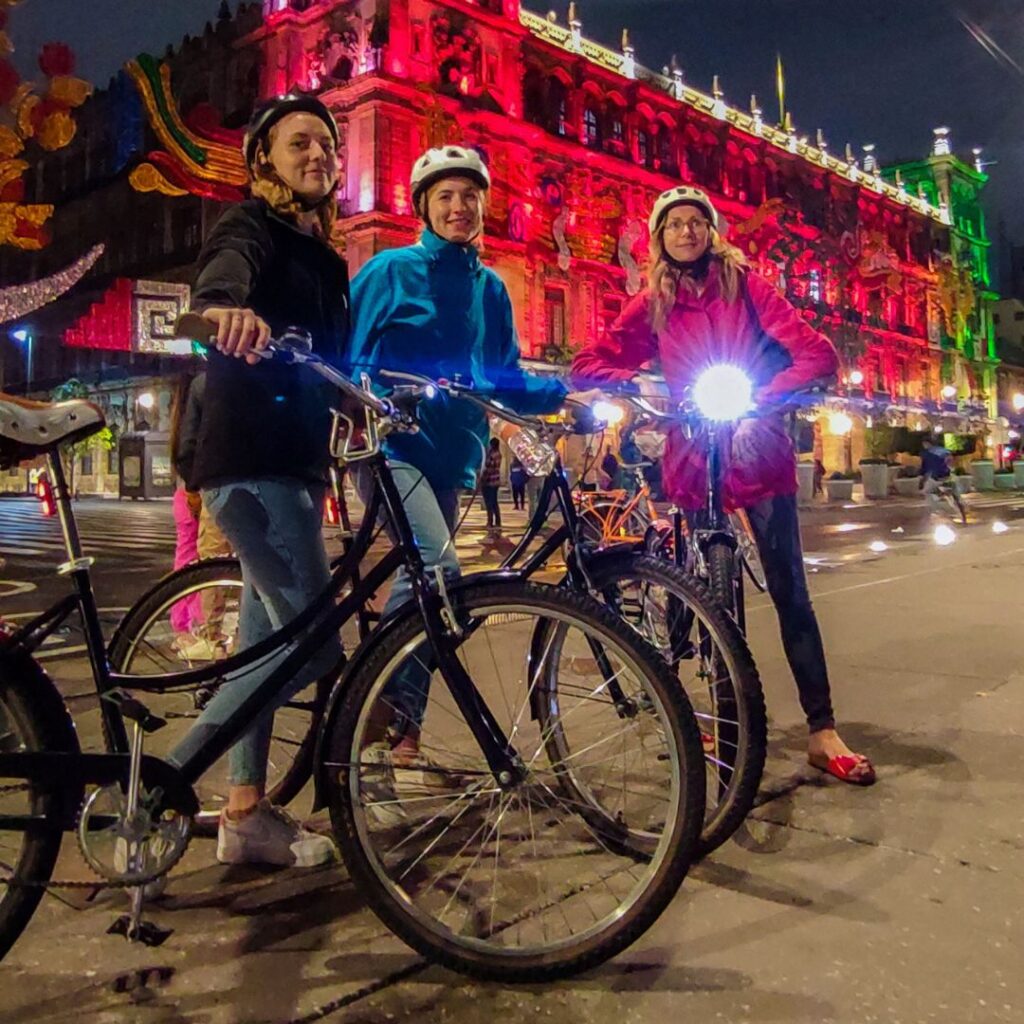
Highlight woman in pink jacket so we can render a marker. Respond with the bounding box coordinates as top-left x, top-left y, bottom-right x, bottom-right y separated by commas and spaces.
572, 185, 875, 785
